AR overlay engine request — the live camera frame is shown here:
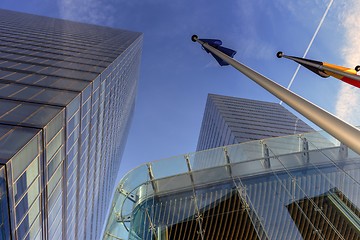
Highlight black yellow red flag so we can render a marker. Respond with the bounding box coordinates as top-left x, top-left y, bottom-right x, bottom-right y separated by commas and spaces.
277, 52, 360, 88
